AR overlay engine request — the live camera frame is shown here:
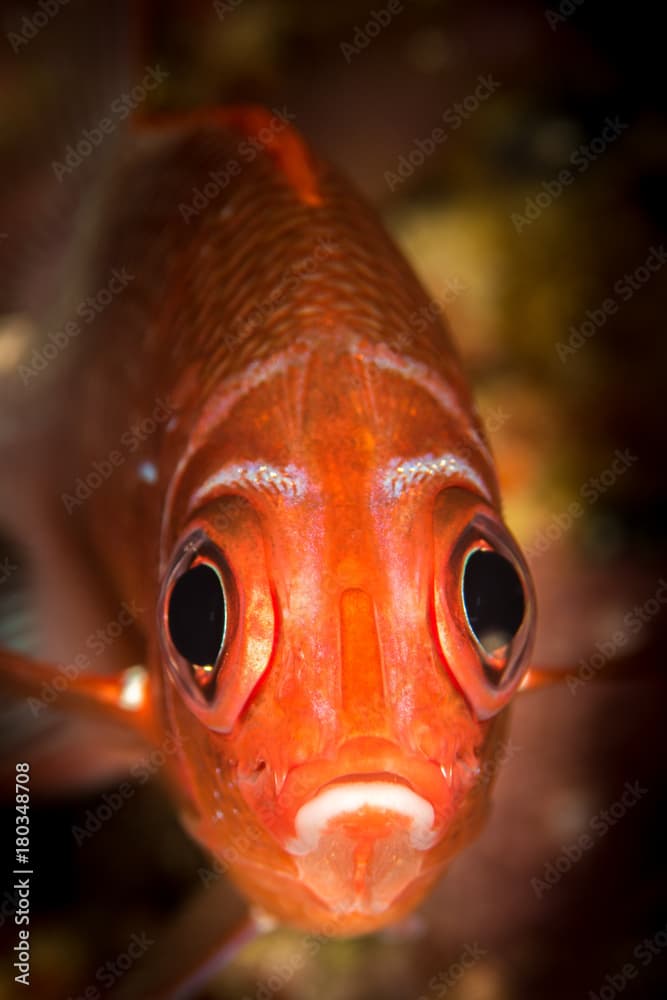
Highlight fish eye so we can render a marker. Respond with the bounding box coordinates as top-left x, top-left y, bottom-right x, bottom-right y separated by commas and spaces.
462, 549, 525, 659
457, 534, 532, 695
460, 544, 527, 690
434, 505, 536, 718
169, 563, 226, 668
161, 533, 233, 703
